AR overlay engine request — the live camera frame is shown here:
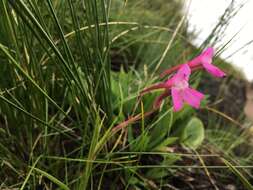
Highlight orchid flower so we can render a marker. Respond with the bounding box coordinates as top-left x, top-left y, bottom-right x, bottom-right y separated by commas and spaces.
188, 47, 226, 78
167, 64, 205, 111
141, 64, 204, 112
160, 47, 226, 78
